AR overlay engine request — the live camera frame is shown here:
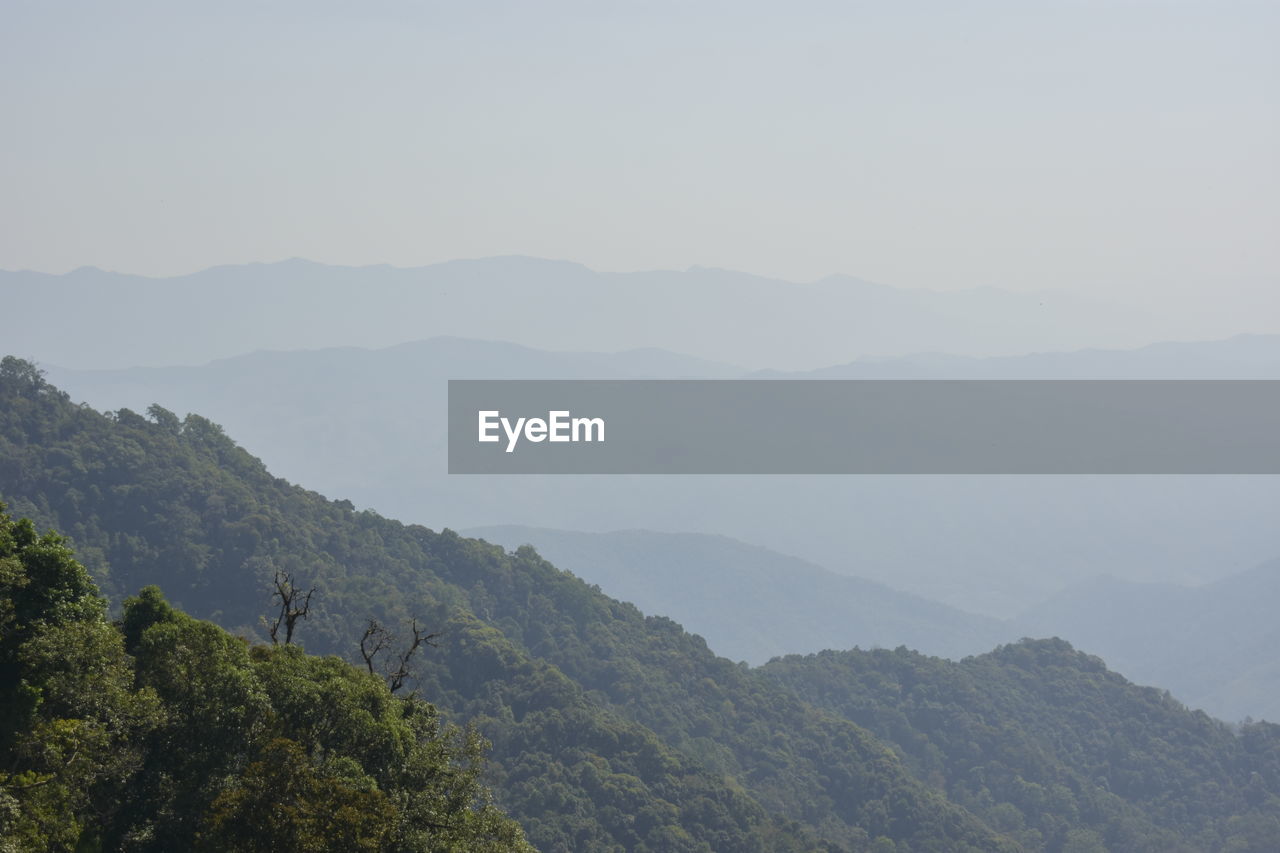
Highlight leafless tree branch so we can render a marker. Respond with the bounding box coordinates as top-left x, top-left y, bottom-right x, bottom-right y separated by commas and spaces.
268, 569, 314, 646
